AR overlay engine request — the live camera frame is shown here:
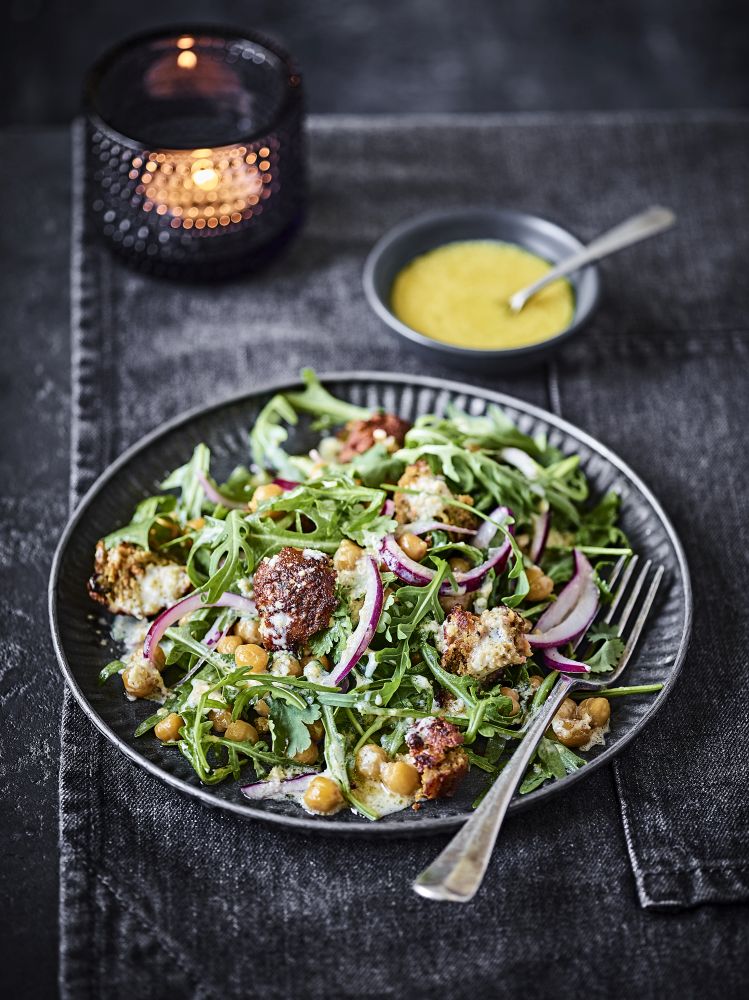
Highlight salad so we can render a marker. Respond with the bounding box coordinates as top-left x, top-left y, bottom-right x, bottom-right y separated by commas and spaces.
91, 370, 658, 820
